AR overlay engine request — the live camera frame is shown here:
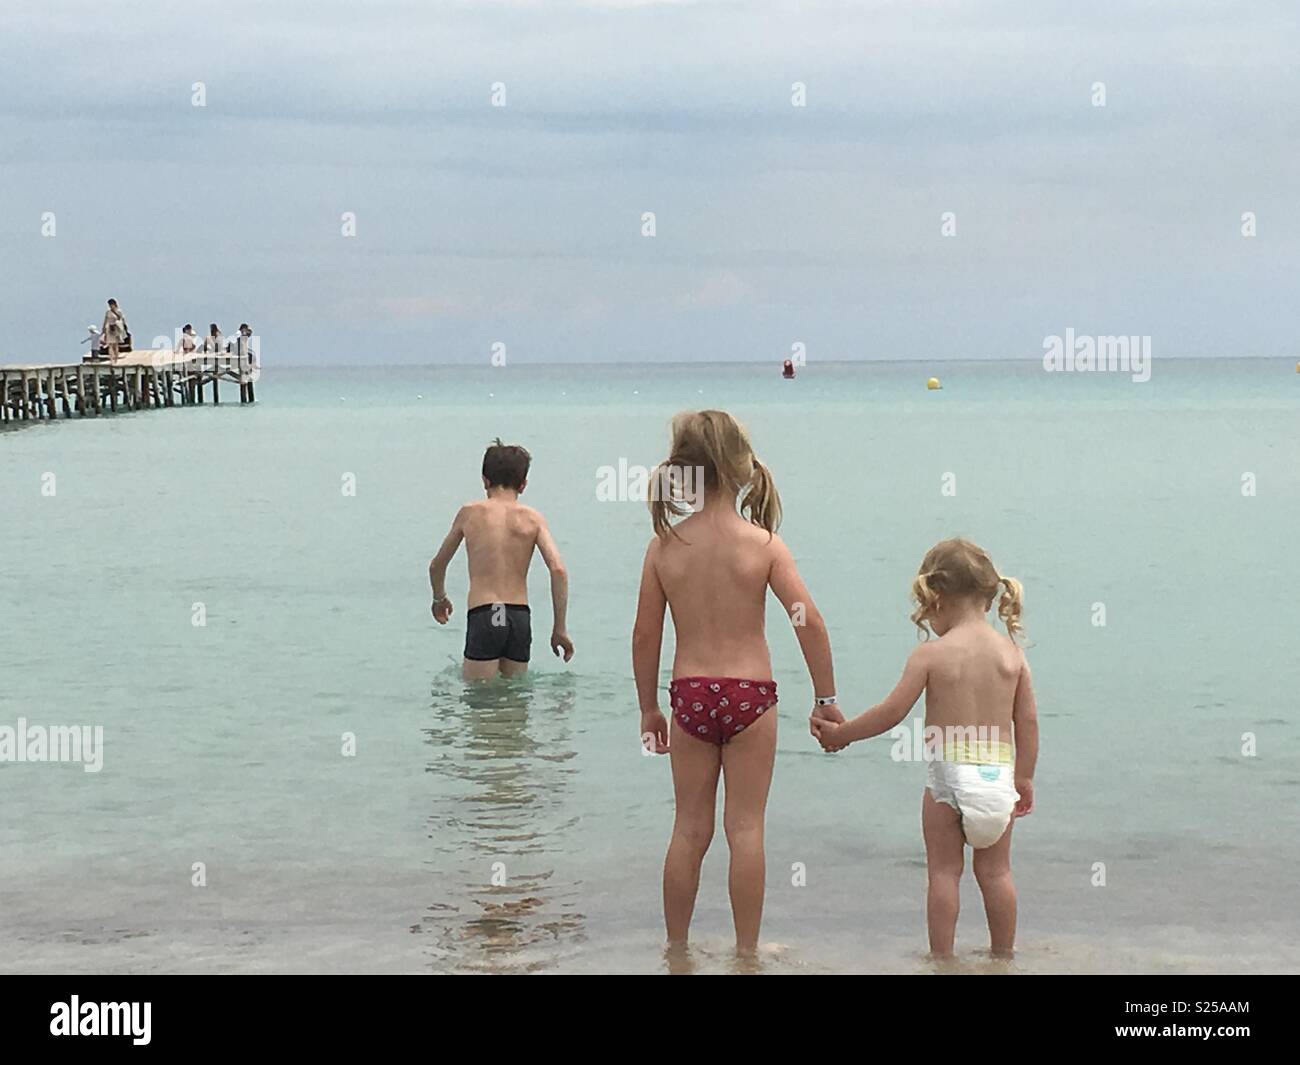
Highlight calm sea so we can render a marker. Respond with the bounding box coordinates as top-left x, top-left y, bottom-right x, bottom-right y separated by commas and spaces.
1, 359, 1297, 974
